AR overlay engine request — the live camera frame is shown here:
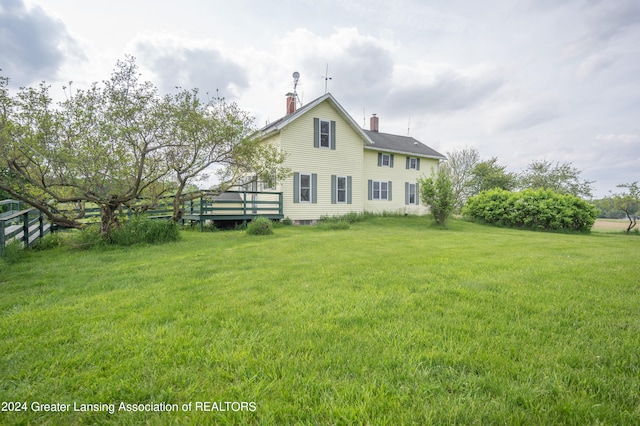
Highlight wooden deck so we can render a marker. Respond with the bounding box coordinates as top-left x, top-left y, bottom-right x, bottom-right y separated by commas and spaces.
180, 190, 284, 229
